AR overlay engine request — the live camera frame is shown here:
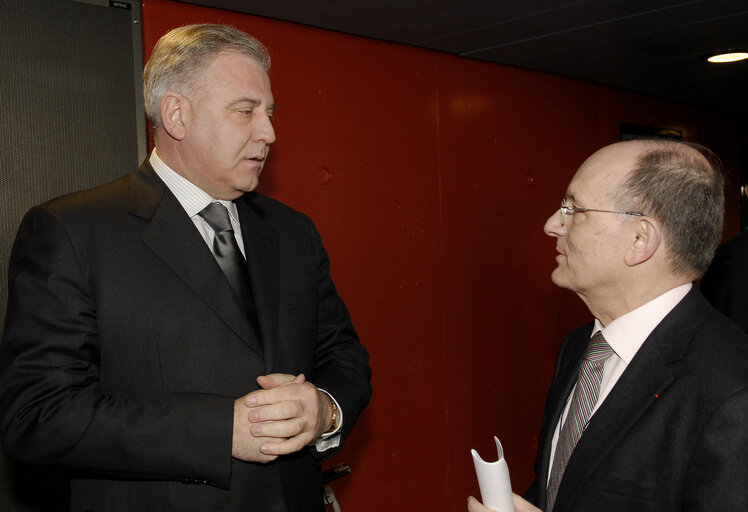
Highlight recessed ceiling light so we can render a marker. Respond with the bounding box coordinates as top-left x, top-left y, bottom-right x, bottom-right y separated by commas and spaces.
706, 52, 748, 63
